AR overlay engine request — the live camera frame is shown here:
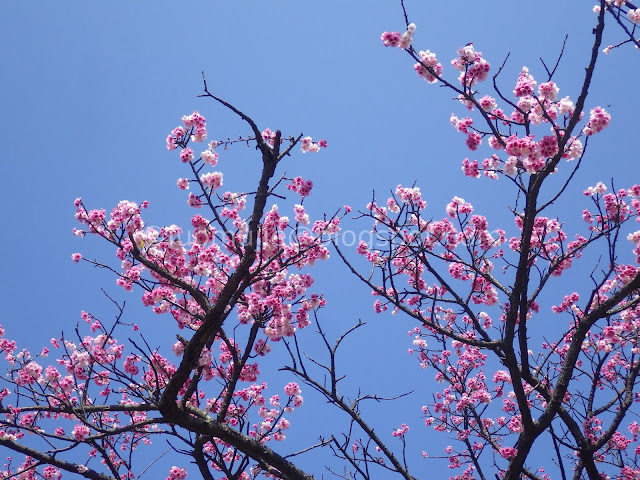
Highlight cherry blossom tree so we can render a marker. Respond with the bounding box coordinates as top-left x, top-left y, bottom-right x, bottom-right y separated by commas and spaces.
1, 2, 640, 480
